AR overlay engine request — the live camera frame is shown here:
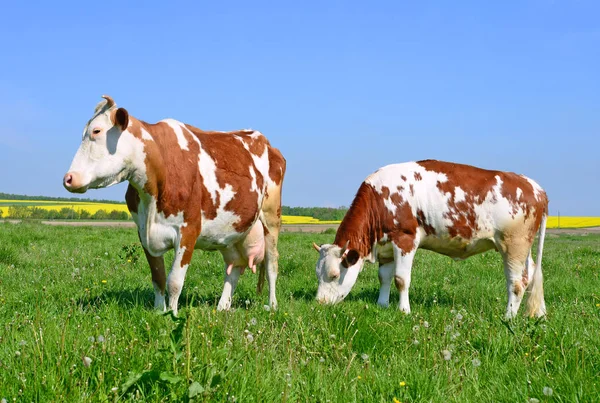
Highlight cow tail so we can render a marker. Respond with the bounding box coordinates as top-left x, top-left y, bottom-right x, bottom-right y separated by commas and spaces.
527, 213, 547, 317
